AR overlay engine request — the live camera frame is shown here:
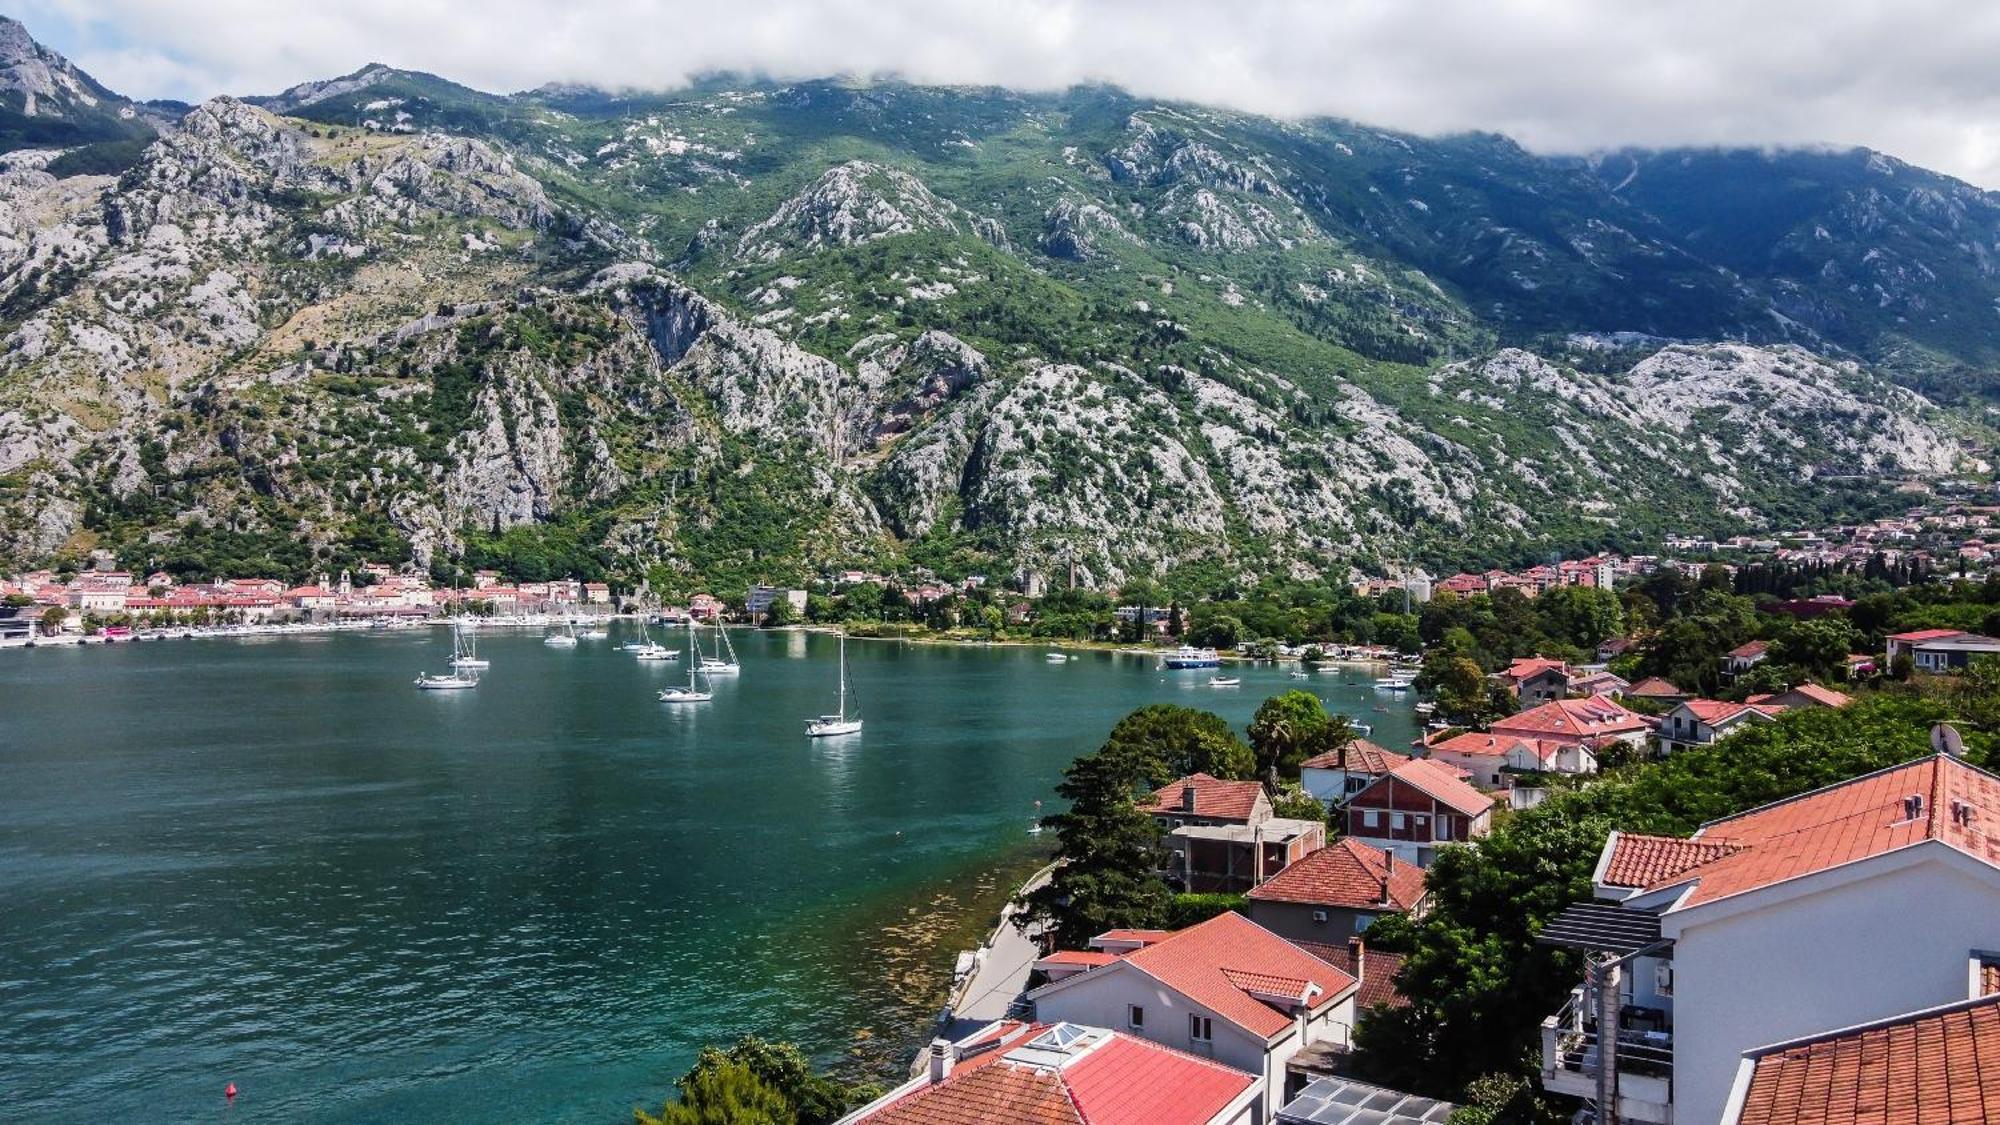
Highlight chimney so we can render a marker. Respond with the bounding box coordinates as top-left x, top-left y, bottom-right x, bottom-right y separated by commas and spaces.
927, 1039, 954, 1085
1182, 783, 1198, 813
1903, 793, 1926, 821
1379, 852, 1395, 906
1348, 936, 1366, 982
